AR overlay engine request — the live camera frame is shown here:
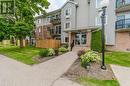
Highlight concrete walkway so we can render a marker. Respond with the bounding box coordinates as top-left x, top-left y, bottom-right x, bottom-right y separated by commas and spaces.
0, 52, 82, 86
111, 65, 130, 86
